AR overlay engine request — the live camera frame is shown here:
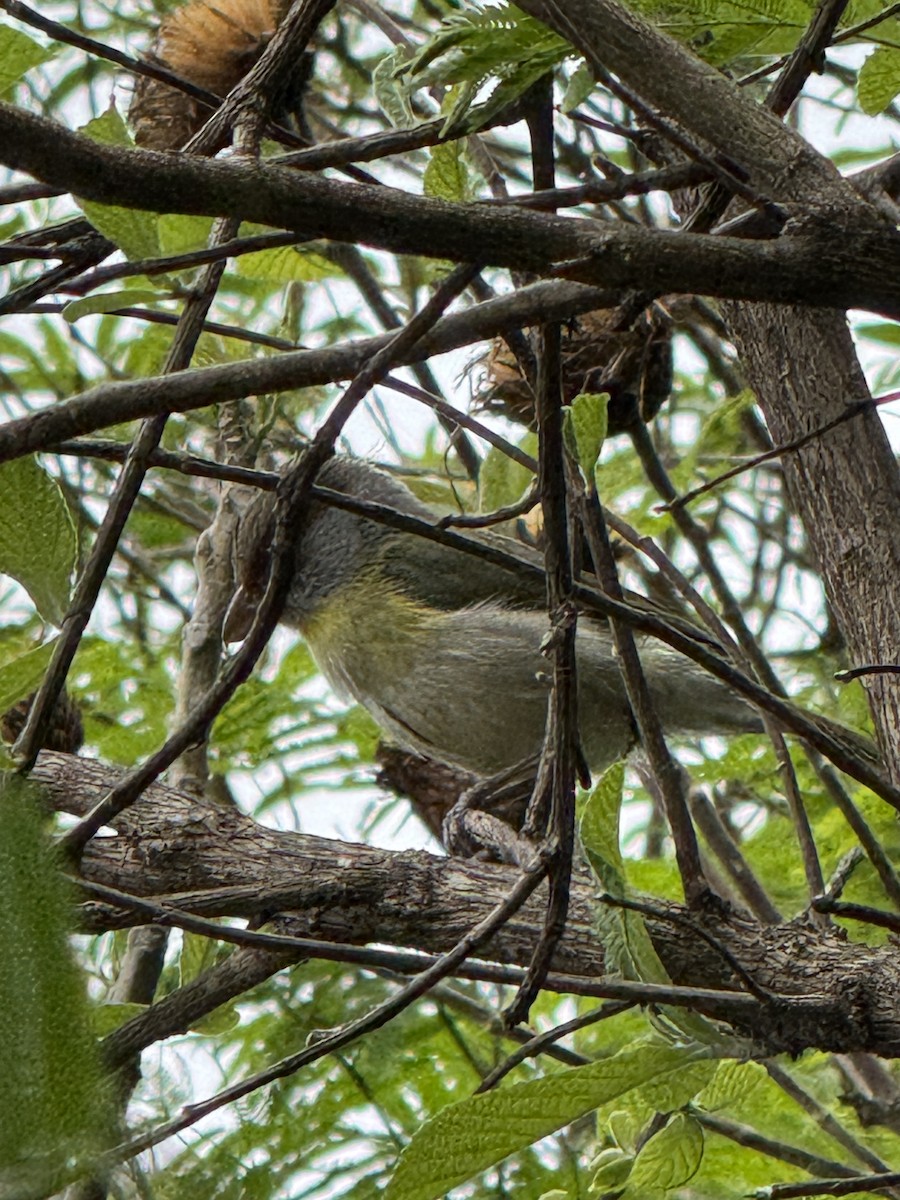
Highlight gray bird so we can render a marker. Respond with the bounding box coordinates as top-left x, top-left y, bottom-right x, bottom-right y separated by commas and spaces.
227, 456, 772, 778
